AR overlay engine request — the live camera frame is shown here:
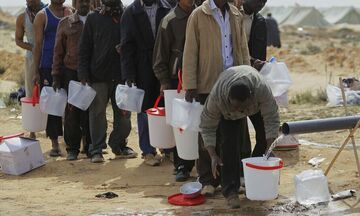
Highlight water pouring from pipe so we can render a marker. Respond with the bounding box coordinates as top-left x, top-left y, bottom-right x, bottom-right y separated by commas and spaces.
263, 134, 285, 160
